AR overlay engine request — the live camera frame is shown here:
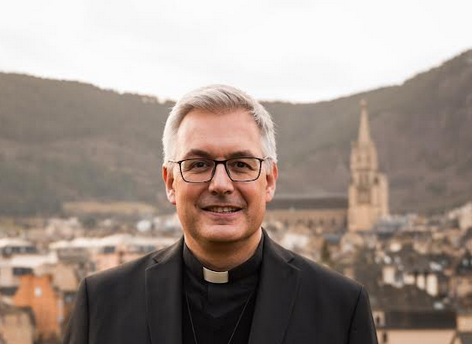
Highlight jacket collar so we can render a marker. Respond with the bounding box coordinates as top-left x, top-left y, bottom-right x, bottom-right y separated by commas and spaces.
248, 230, 301, 344
144, 230, 300, 344
145, 238, 184, 344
